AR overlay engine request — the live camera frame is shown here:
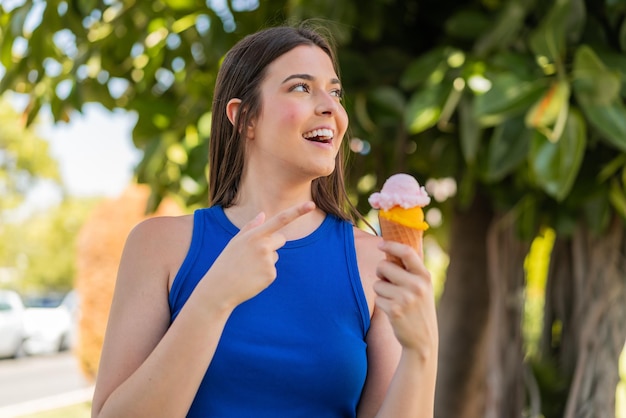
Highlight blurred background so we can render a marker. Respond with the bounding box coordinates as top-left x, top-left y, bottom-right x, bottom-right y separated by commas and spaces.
1, 0, 625, 417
